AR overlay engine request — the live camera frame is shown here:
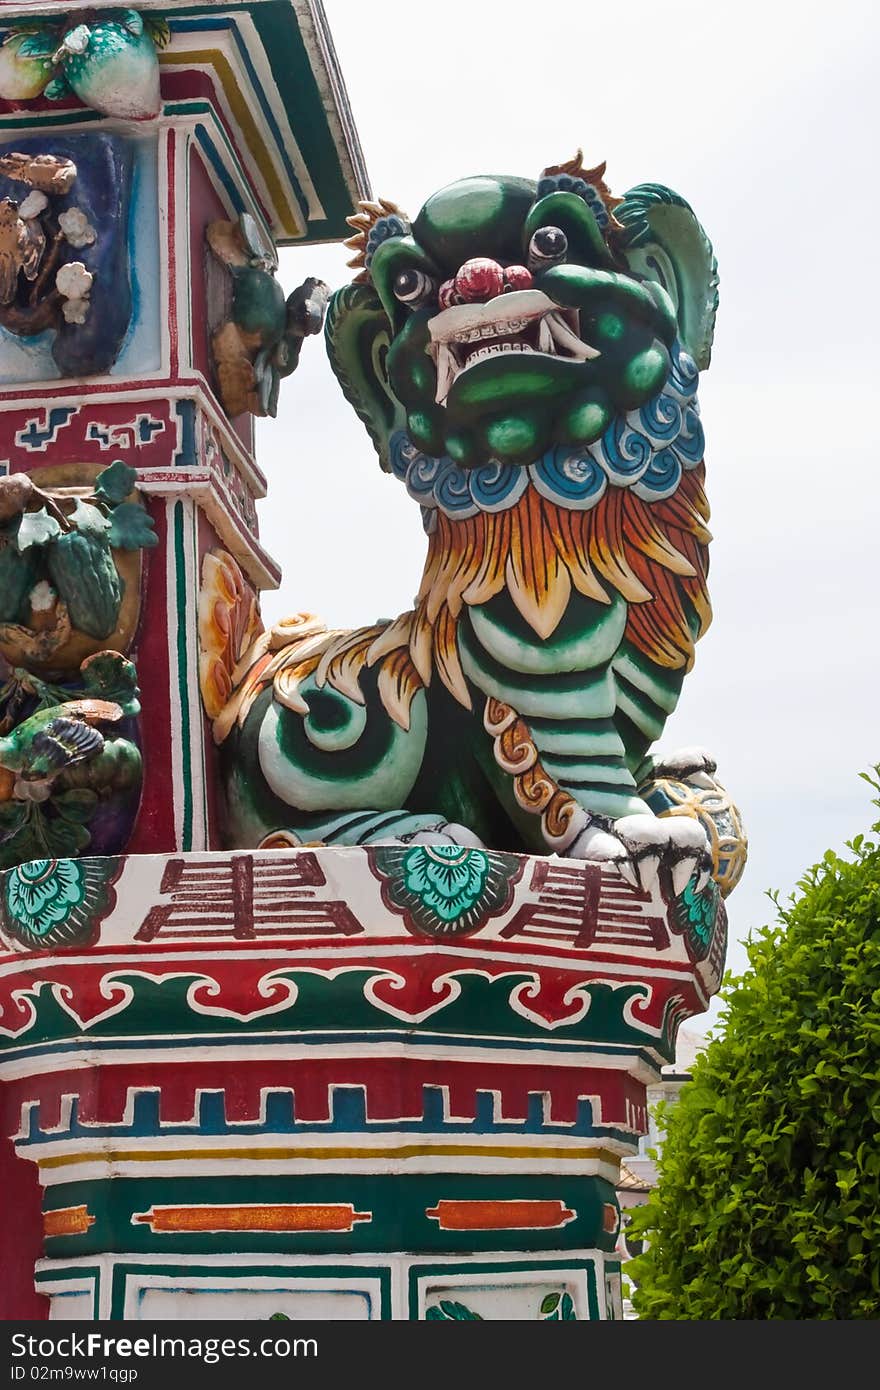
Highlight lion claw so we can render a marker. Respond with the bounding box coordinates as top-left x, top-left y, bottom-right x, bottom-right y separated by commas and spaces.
566, 811, 710, 897
651, 745, 718, 786
694, 861, 713, 896
398, 821, 486, 849
568, 825, 628, 865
